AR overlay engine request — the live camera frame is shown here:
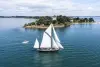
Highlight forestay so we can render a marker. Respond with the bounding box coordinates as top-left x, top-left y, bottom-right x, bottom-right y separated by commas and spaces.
53, 26, 64, 49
